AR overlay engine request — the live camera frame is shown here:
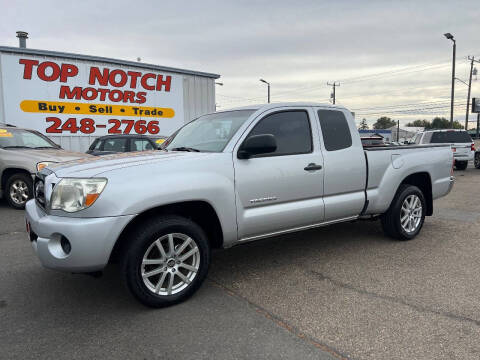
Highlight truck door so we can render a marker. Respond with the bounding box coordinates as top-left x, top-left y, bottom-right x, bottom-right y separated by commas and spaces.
315, 108, 367, 221
233, 107, 325, 241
